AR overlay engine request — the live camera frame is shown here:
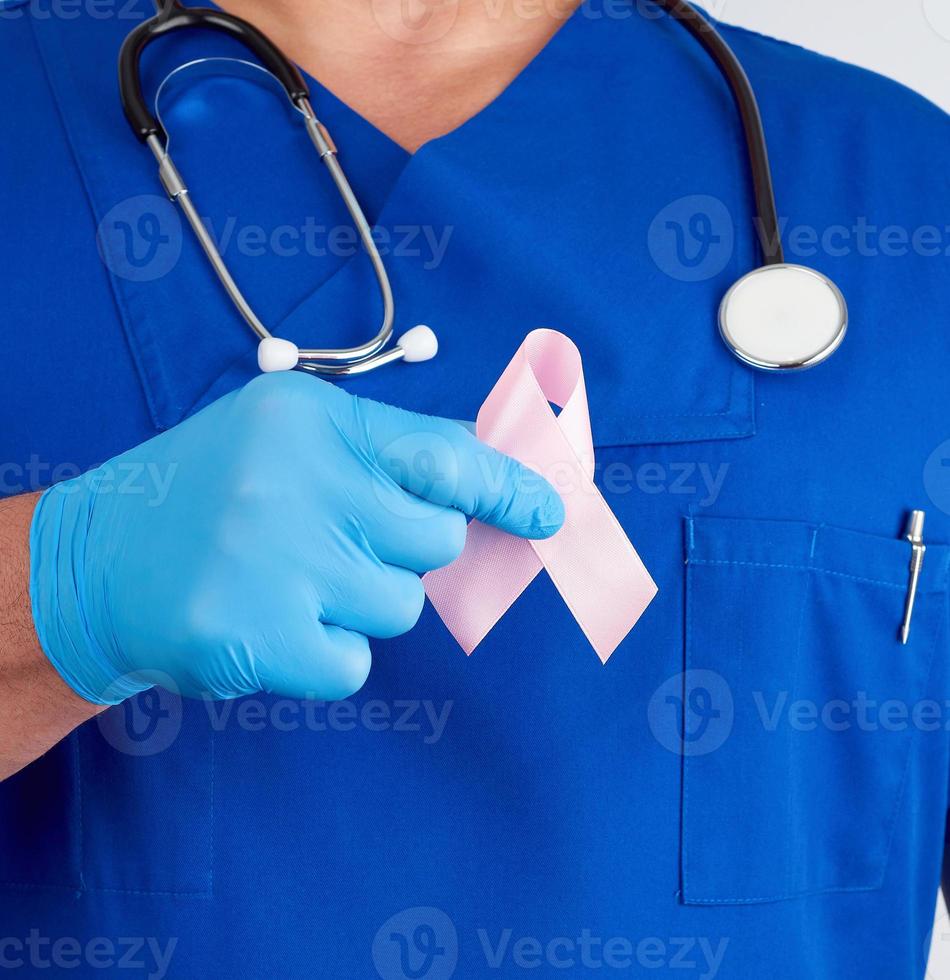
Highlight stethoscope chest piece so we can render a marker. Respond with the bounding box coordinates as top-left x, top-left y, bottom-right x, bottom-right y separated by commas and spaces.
719, 264, 848, 372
